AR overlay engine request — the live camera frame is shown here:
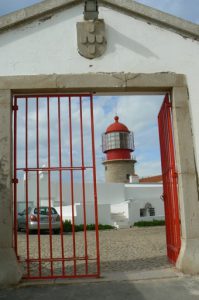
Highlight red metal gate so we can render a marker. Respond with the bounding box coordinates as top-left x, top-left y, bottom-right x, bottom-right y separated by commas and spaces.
158, 93, 181, 263
13, 94, 100, 279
